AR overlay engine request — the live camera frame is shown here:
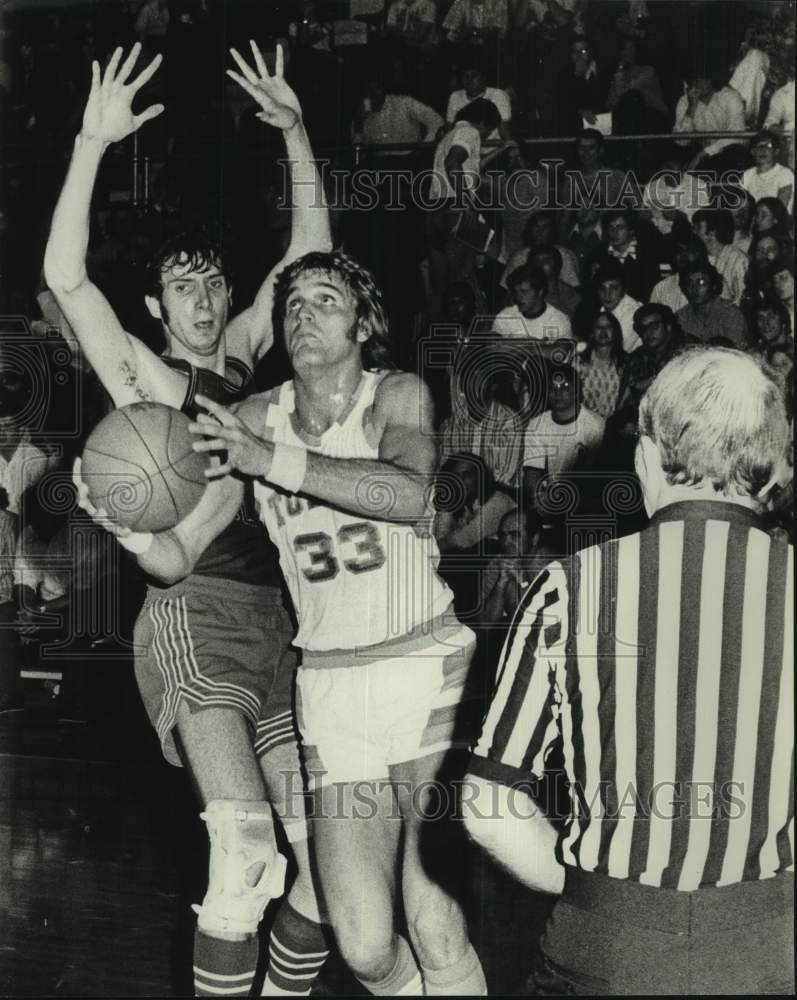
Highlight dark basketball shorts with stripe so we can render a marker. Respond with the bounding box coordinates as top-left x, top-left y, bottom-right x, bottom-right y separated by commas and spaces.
134, 575, 298, 768
297, 616, 477, 789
